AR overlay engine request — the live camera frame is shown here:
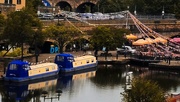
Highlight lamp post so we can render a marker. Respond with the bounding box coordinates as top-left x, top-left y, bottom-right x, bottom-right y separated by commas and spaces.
162, 6, 165, 19
126, 6, 130, 29
41, 89, 62, 102
134, 5, 137, 16
57, 10, 60, 26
